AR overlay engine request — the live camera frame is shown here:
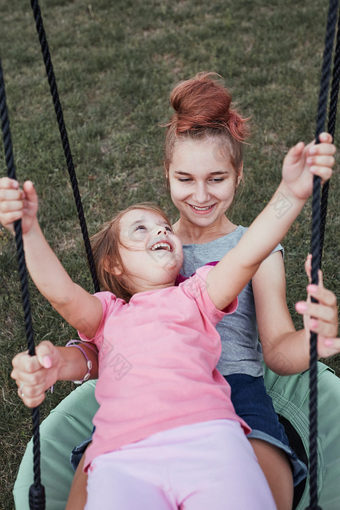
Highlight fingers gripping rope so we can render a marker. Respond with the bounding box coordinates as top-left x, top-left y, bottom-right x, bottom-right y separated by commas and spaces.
0, 60, 45, 509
